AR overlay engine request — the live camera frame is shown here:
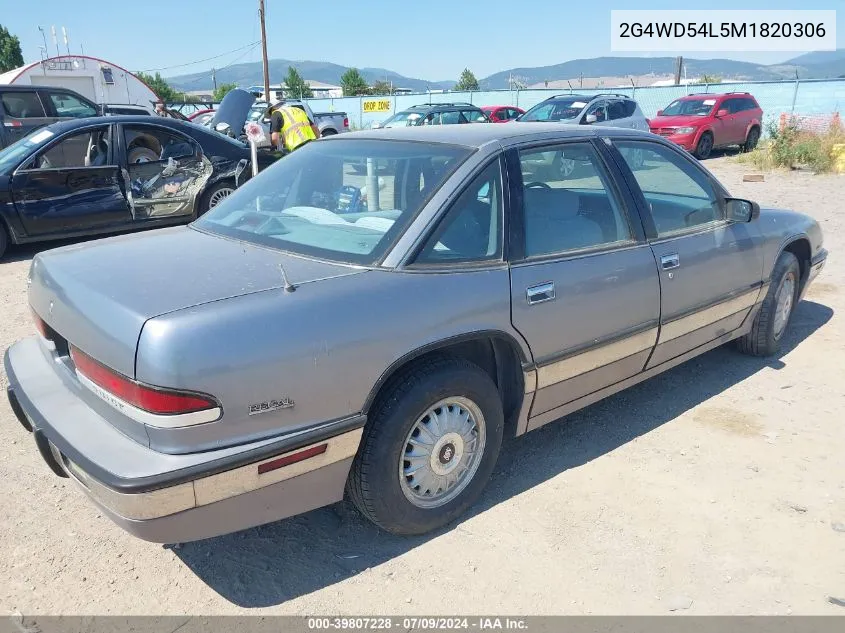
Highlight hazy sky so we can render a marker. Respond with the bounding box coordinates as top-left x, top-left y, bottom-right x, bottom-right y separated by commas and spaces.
3, 0, 842, 81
